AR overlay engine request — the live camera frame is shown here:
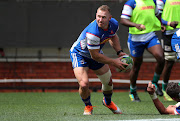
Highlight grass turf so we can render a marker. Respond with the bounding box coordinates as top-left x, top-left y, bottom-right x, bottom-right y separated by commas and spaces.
0, 92, 179, 121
